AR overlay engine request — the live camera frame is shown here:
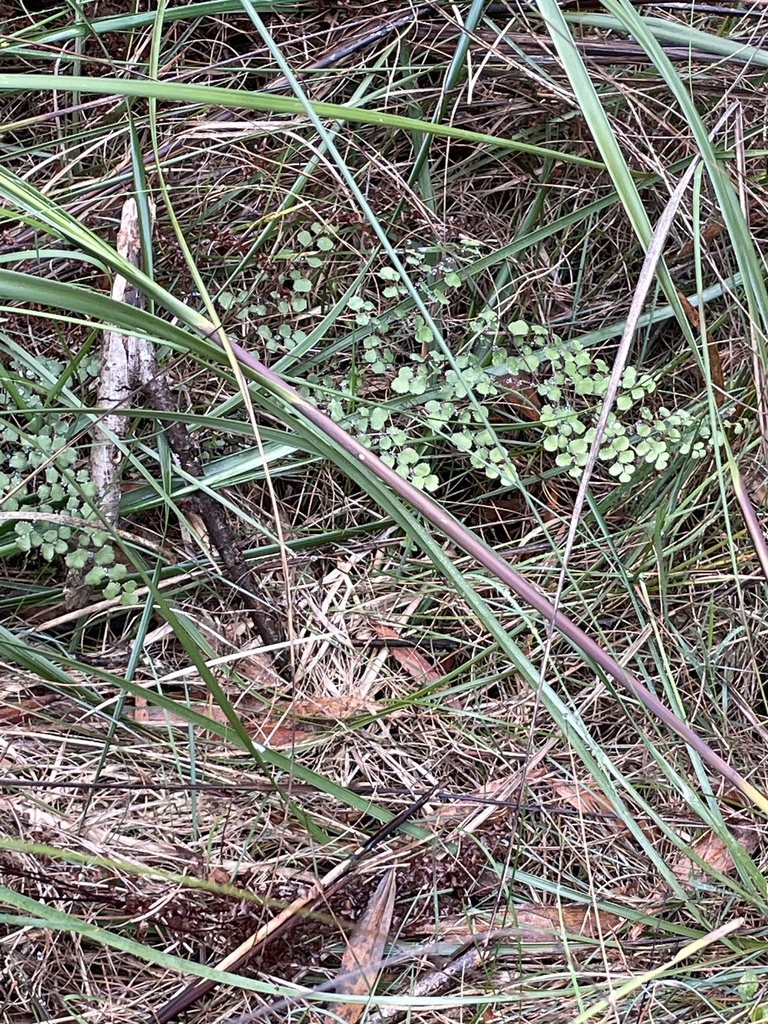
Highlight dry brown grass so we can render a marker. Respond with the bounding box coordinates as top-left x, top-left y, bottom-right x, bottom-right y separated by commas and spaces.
3, 0, 768, 1021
